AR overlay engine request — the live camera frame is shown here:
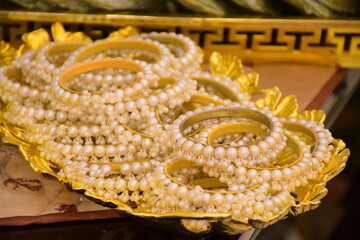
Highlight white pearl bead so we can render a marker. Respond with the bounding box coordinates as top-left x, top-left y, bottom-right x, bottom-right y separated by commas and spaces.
202, 192, 211, 204
264, 199, 274, 210
191, 143, 203, 156
101, 165, 112, 176
34, 109, 45, 120
260, 169, 272, 181
226, 148, 237, 160
56, 126, 67, 137
177, 186, 188, 198
71, 144, 82, 155
104, 179, 115, 191
125, 88, 135, 98
19, 86, 29, 97
247, 169, 258, 179
132, 134, 142, 146
132, 162, 143, 174
254, 202, 265, 214
168, 182, 179, 194
67, 126, 78, 138
83, 145, 94, 156
272, 169, 283, 181
127, 179, 139, 191
79, 126, 90, 137
125, 101, 136, 112
282, 168, 293, 180
106, 145, 116, 157
212, 193, 224, 206
141, 138, 153, 149
148, 95, 159, 107
94, 146, 106, 157
89, 164, 99, 171
117, 145, 128, 155
136, 98, 147, 108
115, 178, 126, 191
45, 110, 56, 121
56, 111, 67, 123
182, 140, 194, 153
258, 141, 270, 153
94, 179, 105, 189
139, 179, 149, 191
214, 147, 225, 159
120, 163, 131, 175
249, 145, 260, 157
115, 102, 125, 113
61, 145, 71, 156
265, 136, 276, 146
244, 206, 254, 216
239, 147, 250, 159
235, 167, 246, 177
